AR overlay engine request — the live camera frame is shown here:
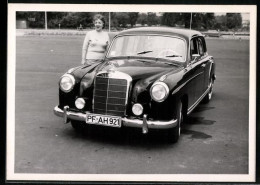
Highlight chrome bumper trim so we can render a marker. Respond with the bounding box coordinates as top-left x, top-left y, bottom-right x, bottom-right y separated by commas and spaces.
54, 106, 178, 132
54, 106, 87, 123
